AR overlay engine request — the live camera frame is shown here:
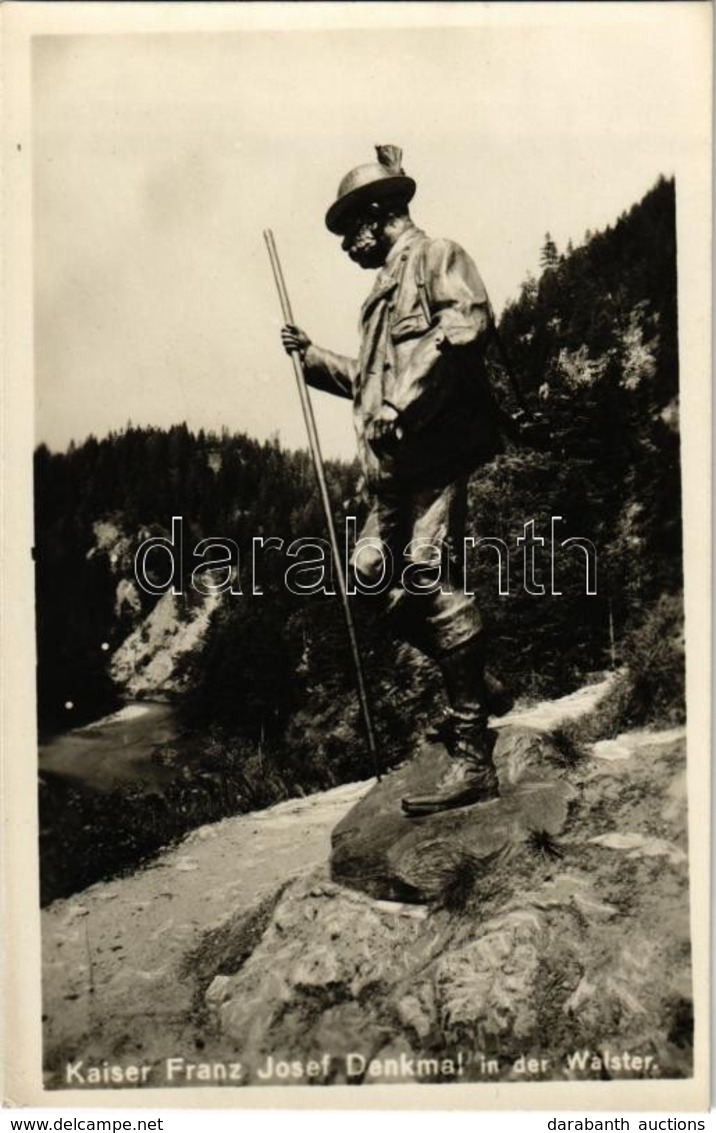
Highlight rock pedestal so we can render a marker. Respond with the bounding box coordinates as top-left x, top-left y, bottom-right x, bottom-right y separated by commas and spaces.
210, 725, 691, 1084
331, 727, 576, 902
